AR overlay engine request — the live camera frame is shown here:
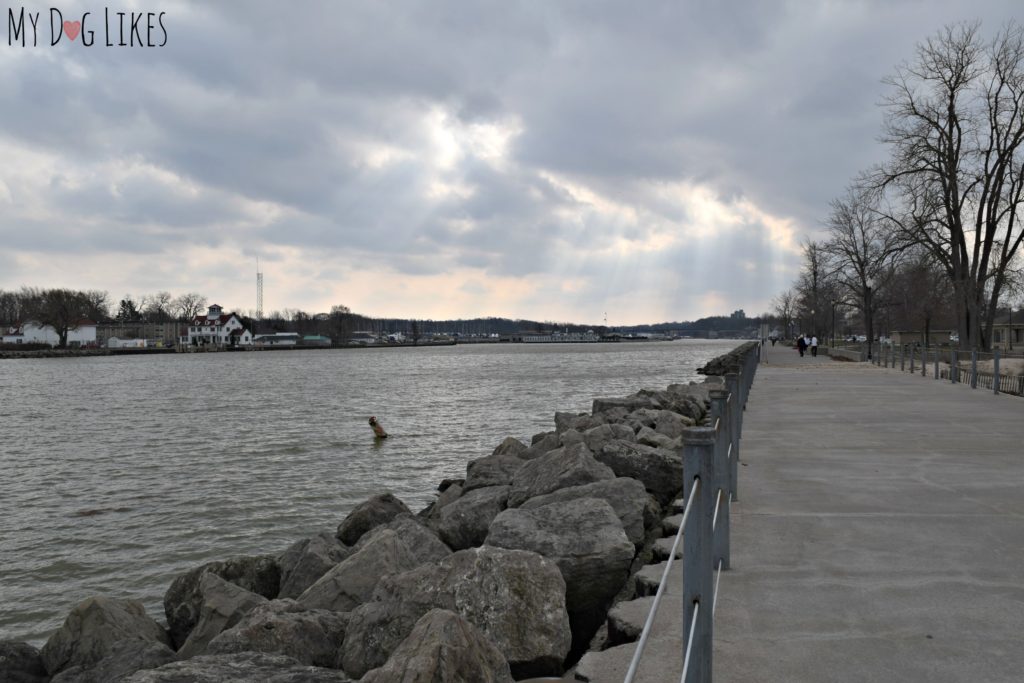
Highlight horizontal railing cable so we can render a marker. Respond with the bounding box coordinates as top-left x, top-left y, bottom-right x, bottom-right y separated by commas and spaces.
622, 476, 702, 683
